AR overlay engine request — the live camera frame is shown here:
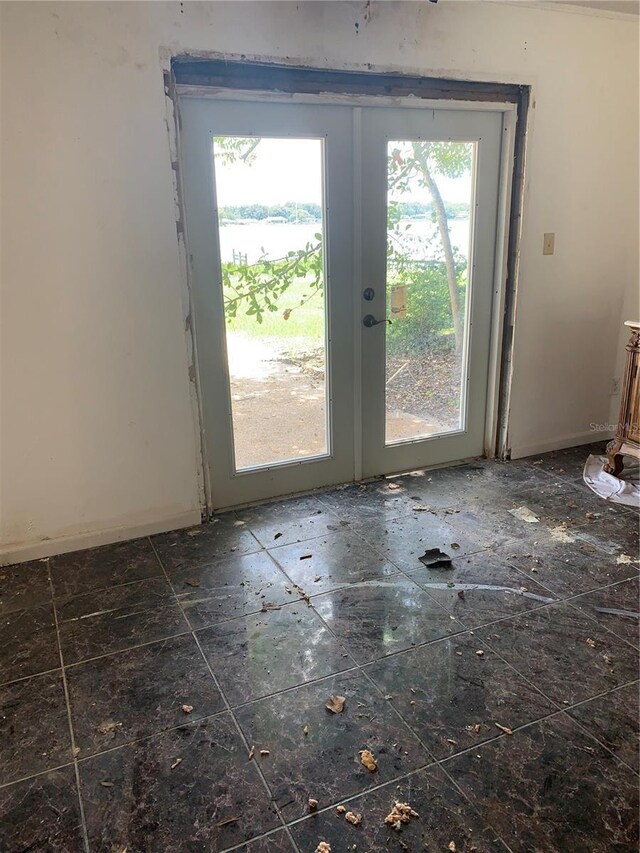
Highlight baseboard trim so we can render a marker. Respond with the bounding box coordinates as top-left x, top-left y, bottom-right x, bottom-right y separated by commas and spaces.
0, 510, 202, 566
510, 430, 613, 461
